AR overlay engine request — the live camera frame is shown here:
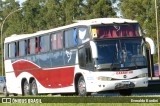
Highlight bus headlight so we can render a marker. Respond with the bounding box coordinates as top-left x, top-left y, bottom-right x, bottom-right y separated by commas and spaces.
137, 73, 148, 78
97, 76, 112, 81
